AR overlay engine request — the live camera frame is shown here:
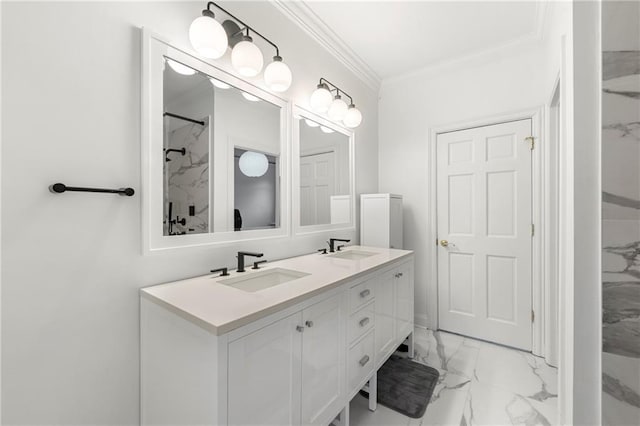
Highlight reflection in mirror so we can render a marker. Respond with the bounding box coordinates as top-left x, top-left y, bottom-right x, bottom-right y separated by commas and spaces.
299, 118, 351, 226
234, 149, 278, 231
163, 60, 211, 236
162, 57, 281, 236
